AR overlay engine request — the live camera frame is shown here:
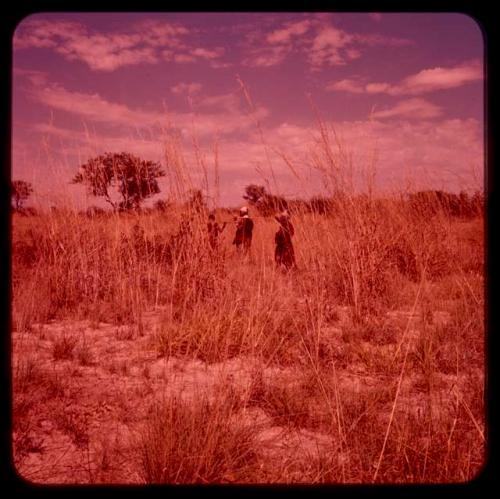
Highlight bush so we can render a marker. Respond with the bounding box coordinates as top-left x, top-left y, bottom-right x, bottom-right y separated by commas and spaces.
138, 393, 258, 483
